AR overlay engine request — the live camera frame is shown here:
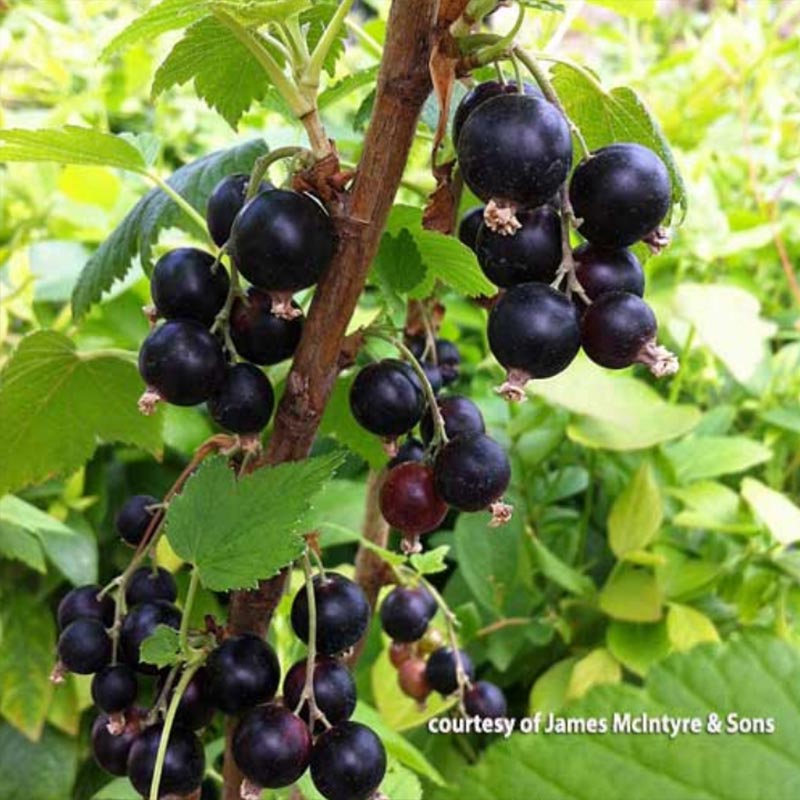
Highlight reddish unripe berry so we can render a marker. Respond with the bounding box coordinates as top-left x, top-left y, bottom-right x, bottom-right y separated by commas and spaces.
379, 463, 448, 536
398, 659, 431, 702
